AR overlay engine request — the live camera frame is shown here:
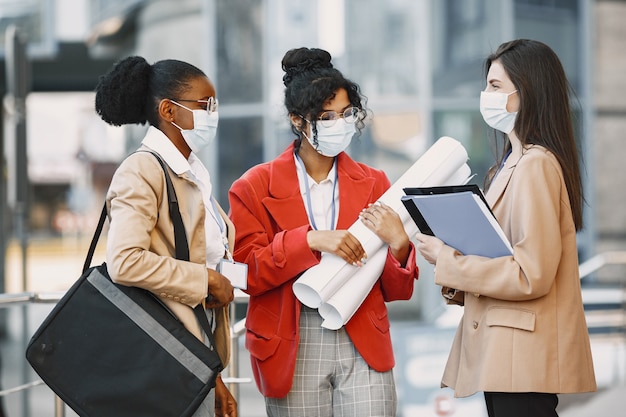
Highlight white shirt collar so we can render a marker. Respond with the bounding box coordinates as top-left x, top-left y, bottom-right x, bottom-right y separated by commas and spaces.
294, 153, 338, 190
141, 126, 192, 176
